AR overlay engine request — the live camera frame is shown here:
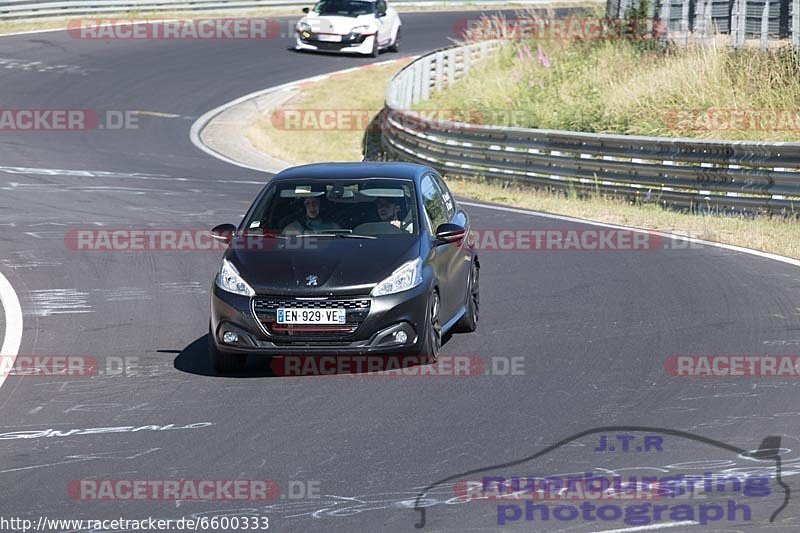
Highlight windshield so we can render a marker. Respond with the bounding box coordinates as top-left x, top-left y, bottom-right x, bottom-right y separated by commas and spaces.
243, 178, 419, 238
312, 0, 375, 16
